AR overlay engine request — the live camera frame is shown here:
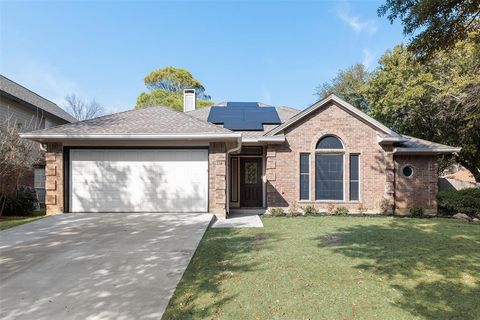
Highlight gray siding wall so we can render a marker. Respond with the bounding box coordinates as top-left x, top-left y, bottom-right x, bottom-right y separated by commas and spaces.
0, 96, 66, 131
